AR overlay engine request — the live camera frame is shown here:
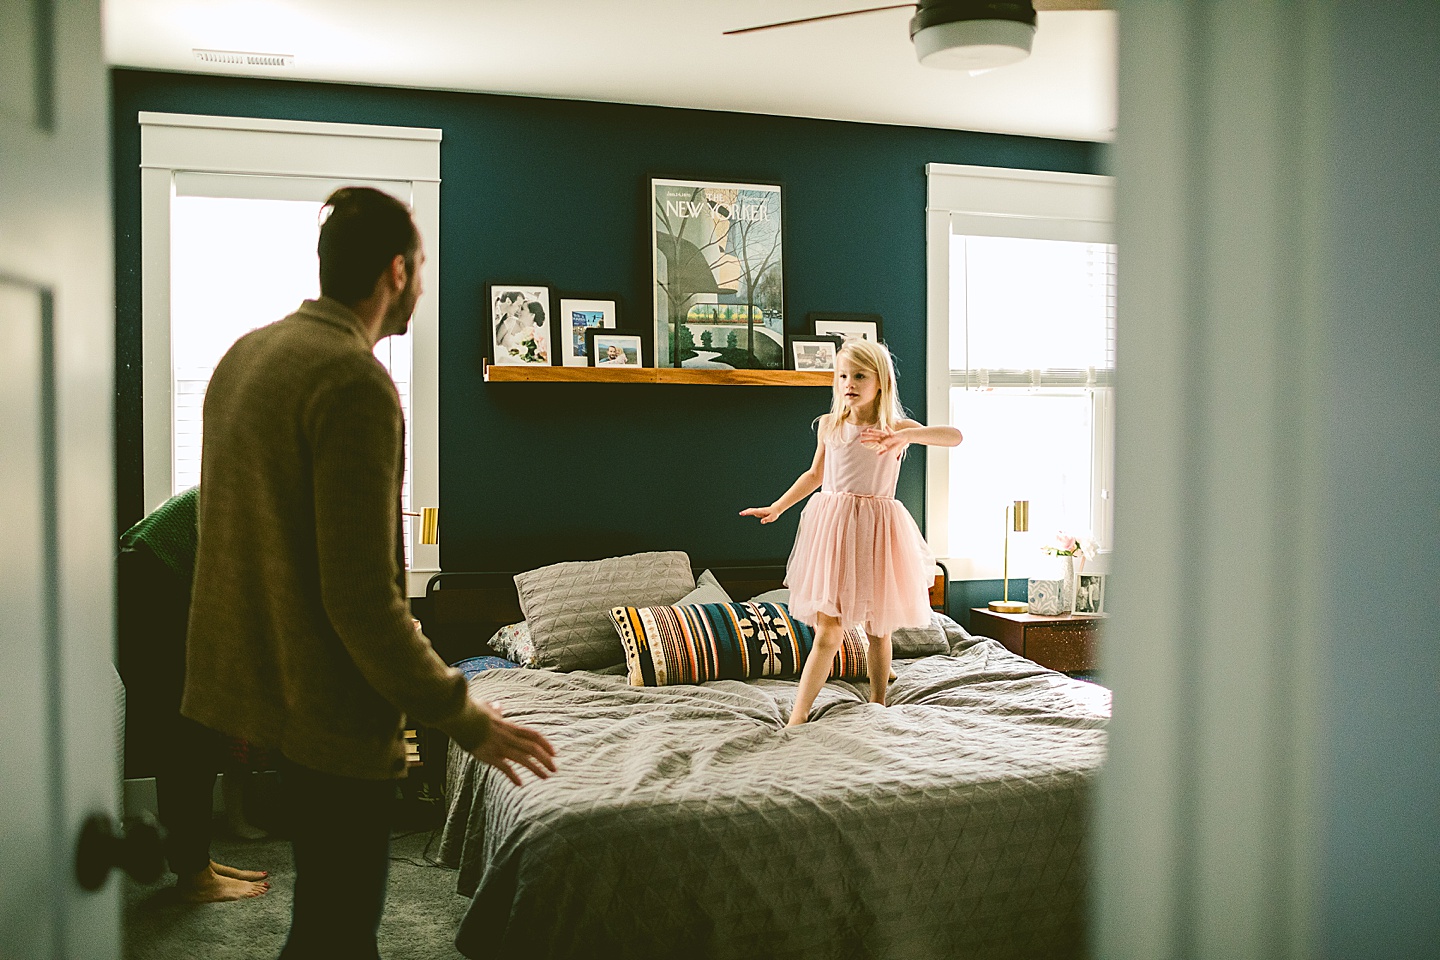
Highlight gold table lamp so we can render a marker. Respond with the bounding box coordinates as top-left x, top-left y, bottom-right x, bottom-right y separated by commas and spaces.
988, 500, 1029, 613
404, 506, 440, 545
